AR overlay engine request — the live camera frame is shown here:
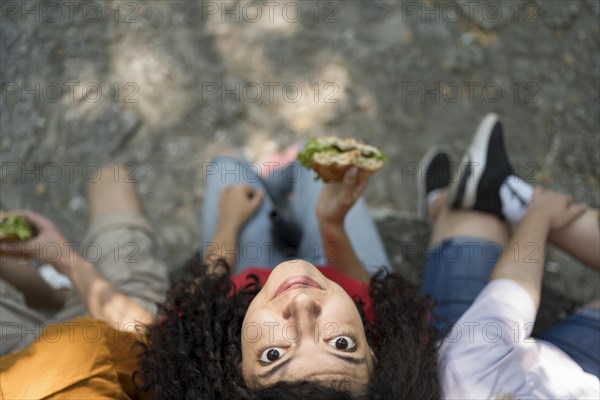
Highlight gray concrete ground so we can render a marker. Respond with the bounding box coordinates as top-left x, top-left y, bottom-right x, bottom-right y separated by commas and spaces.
1, 0, 599, 327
